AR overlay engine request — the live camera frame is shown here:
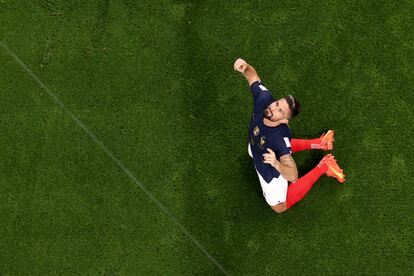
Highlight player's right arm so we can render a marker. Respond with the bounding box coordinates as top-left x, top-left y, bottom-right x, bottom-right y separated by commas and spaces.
234, 58, 261, 86
275, 154, 298, 183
